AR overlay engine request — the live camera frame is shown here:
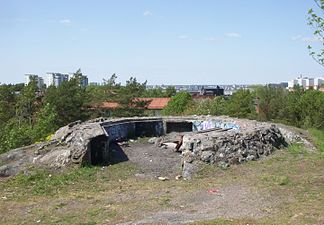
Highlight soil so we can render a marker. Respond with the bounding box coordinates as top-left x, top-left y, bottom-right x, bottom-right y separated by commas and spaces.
109, 140, 279, 224
110, 141, 183, 179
